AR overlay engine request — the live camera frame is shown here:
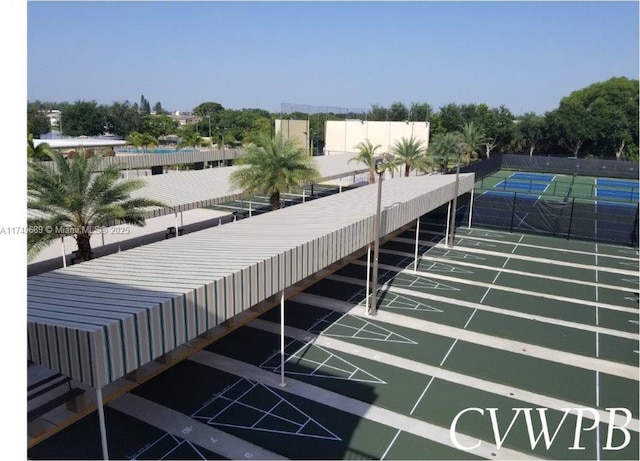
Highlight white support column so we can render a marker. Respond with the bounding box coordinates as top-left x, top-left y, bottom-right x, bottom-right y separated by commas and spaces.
339, 176, 342, 193
218, 218, 222, 226
279, 290, 286, 387
96, 387, 109, 460
180, 211, 184, 227
60, 237, 67, 268
101, 228, 105, 247
174, 212, 179, 237
365, 243, 371, 313
302, 188, 306, 203
445, 201, 451, 246
413, 218, 420, 272
468, 188, 475, 228
249, 201, 252, 217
